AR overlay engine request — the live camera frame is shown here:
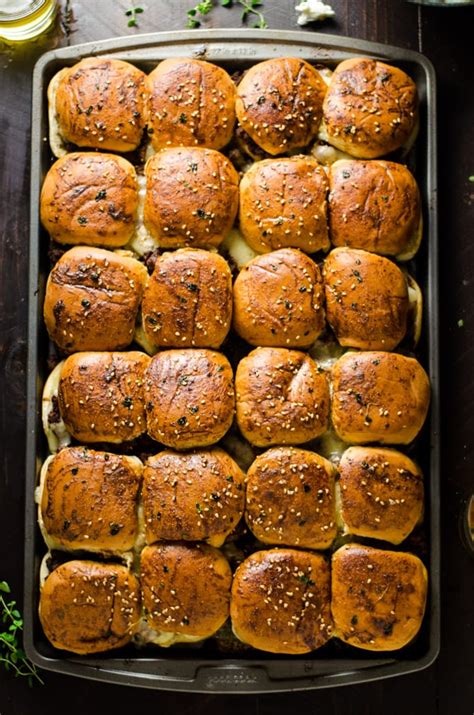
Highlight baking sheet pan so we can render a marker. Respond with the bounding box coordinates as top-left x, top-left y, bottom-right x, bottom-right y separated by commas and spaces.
24, 29, 439, 693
